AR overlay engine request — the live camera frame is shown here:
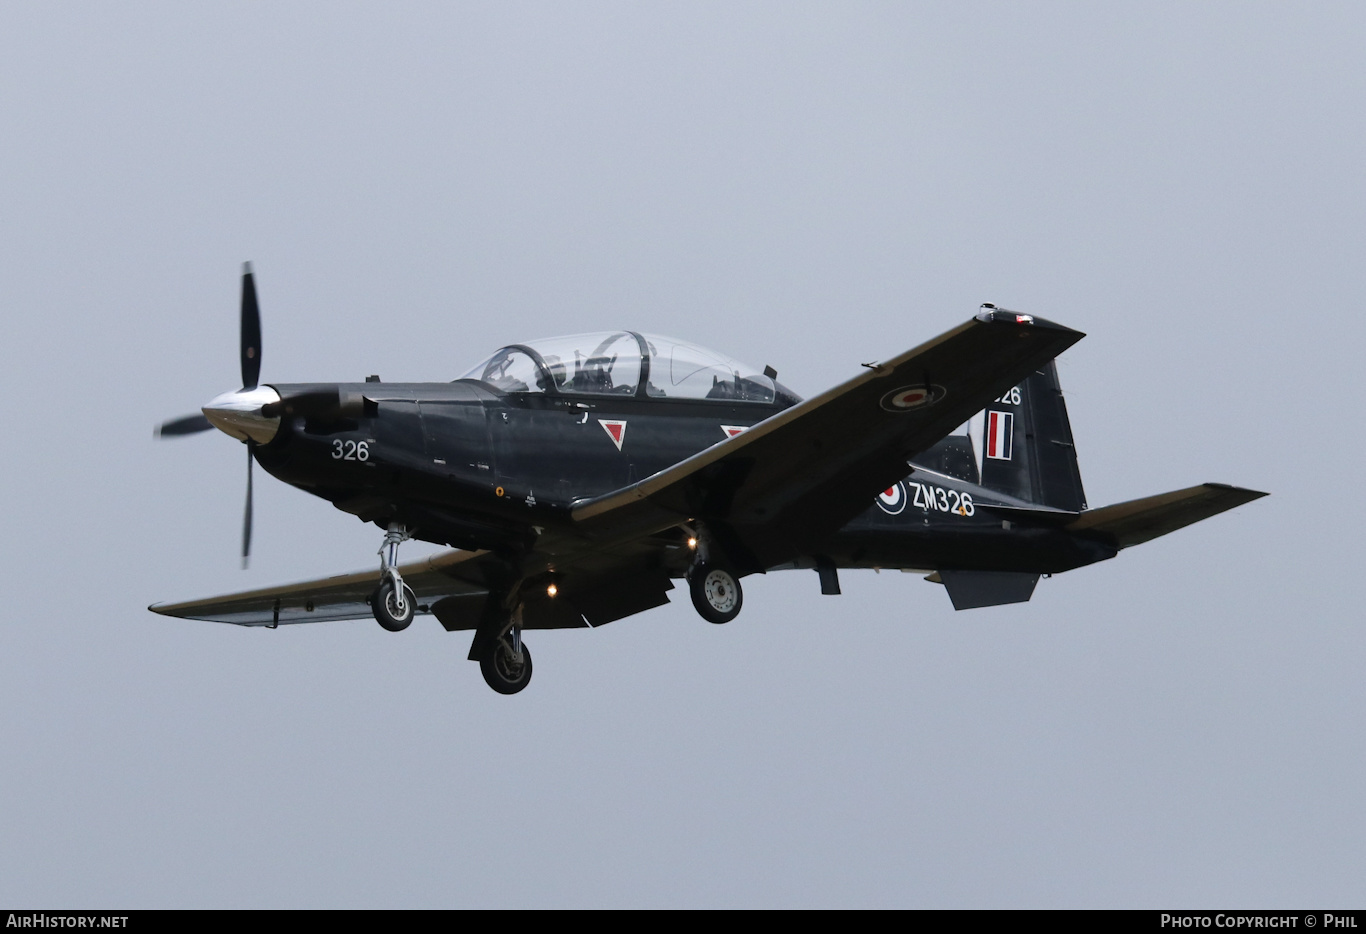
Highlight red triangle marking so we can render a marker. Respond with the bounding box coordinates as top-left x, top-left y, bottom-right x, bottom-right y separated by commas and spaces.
599, 419, 626, 450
